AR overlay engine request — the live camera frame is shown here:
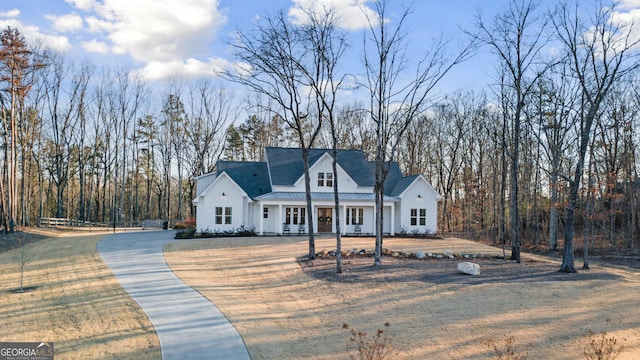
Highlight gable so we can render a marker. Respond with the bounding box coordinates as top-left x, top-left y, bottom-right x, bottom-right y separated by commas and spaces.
215, 161, 272, 199
392, 175, 441, 200
265, 147, 376, 187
